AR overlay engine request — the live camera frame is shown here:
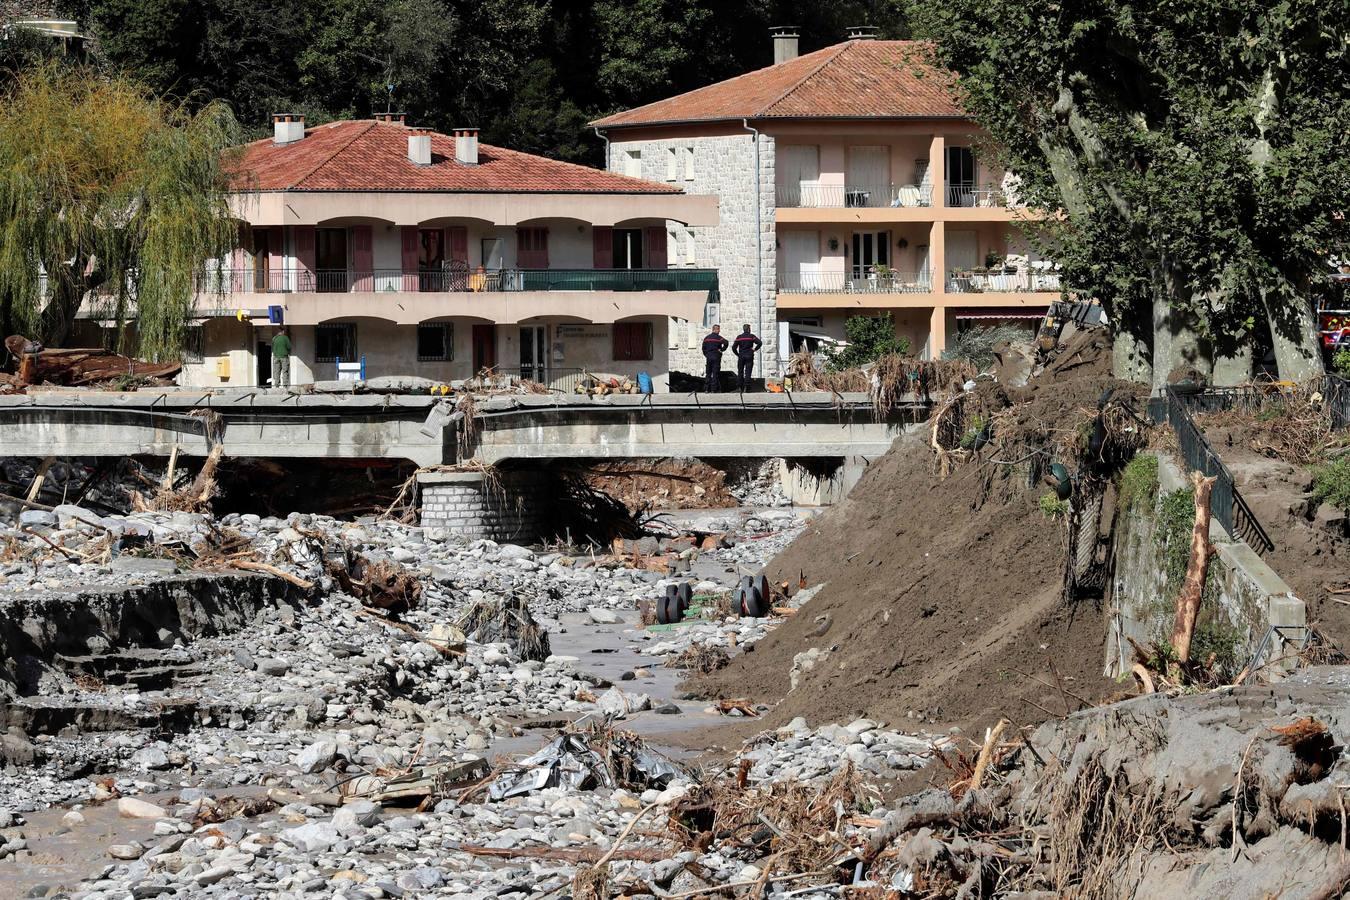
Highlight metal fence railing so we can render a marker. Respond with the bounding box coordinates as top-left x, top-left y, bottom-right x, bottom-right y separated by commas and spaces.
777, 270, 931, 294
471, 367, 585, 394
1325, 374, 1350, 430
196, 267, 719, 300
946, 270, 1063, 293
945, 183, 1006, 208
1162, 386, 1274, 554
775, 182, 933, 209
